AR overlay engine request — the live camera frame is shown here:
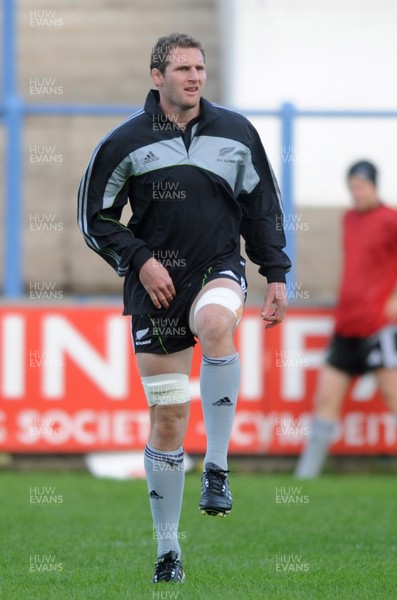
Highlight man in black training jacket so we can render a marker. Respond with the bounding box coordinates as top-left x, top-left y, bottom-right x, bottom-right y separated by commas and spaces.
78, 32, 290, 583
